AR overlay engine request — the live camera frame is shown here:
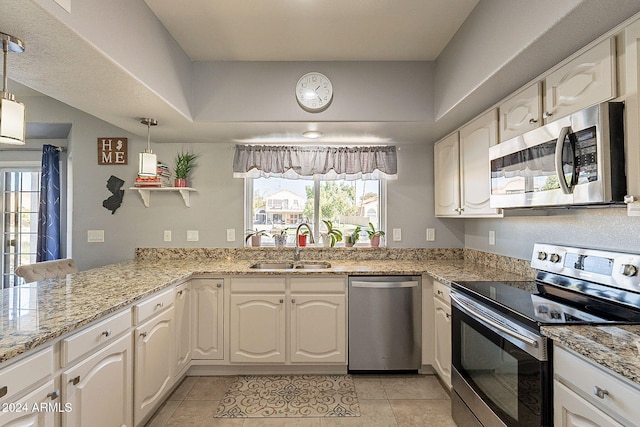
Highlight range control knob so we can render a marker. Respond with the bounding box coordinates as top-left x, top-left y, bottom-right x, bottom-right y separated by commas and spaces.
621, 264, 639, 277
537, 251, 548, 261
549, 253, 561, 263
